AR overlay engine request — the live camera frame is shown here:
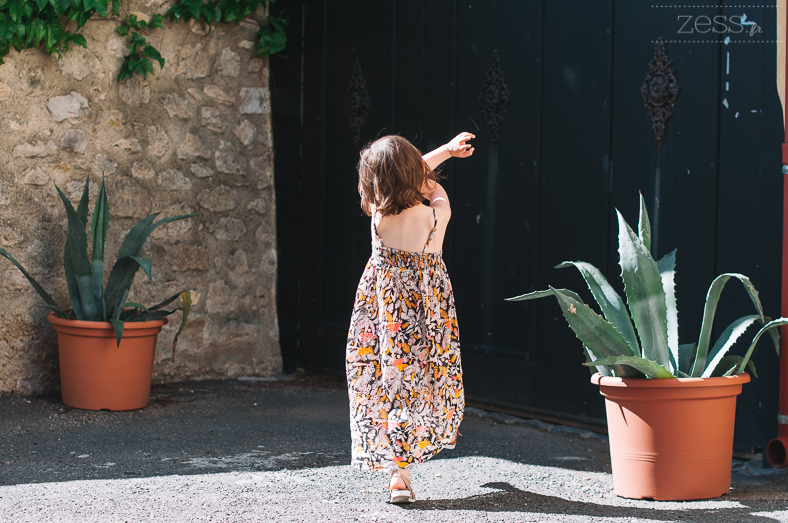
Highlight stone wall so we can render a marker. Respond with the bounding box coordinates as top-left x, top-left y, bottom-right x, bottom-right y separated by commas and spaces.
0, 3, 280, 394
